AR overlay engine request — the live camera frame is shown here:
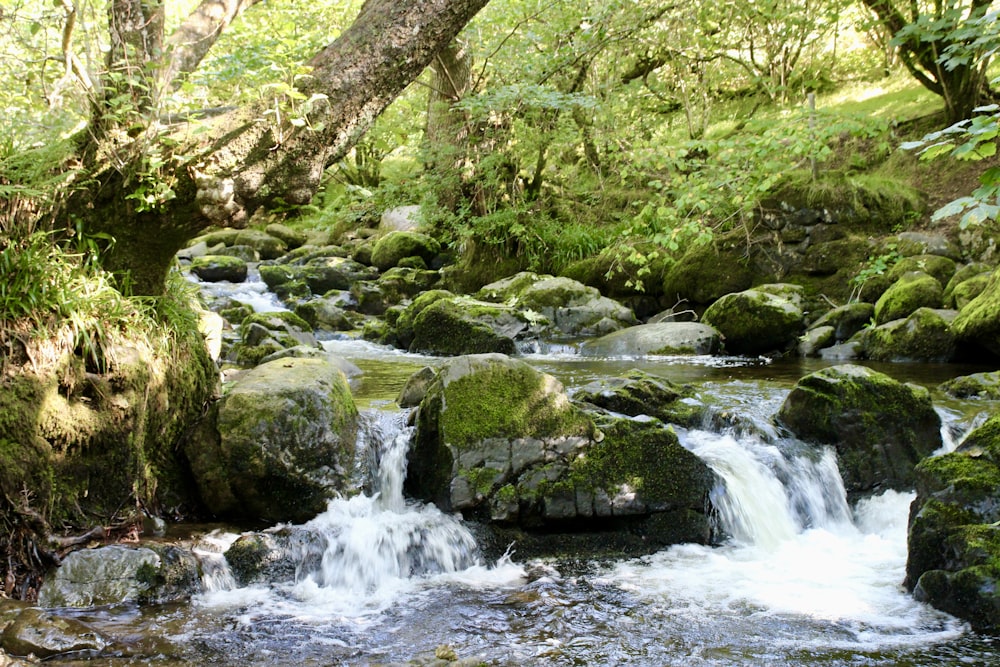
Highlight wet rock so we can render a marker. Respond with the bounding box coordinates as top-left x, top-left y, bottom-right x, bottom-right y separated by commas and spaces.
397, 366, 438, 408
406, 355, 716, 552
777, 364, 941, 493
232, 311, 316, 366
940, 370, 1000, 399
798, 325, 835, 357
371, 231, 441, 271
189, 255, 248, 283
807, 302, 874, 342
38, 545, 201, 607
1, 608, 107, 660
872, 271, 943, 325
478, 273, 637, 336
579, 322, 721, 356
573, 370, 702, 427
702, 287, 804, 355
862, 308, 957, 362
408, 296, 533, 356
906, 414, 1000, 631
224, 527, 325, 586
186, 356, 359, 523
817, 340, 862, 360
